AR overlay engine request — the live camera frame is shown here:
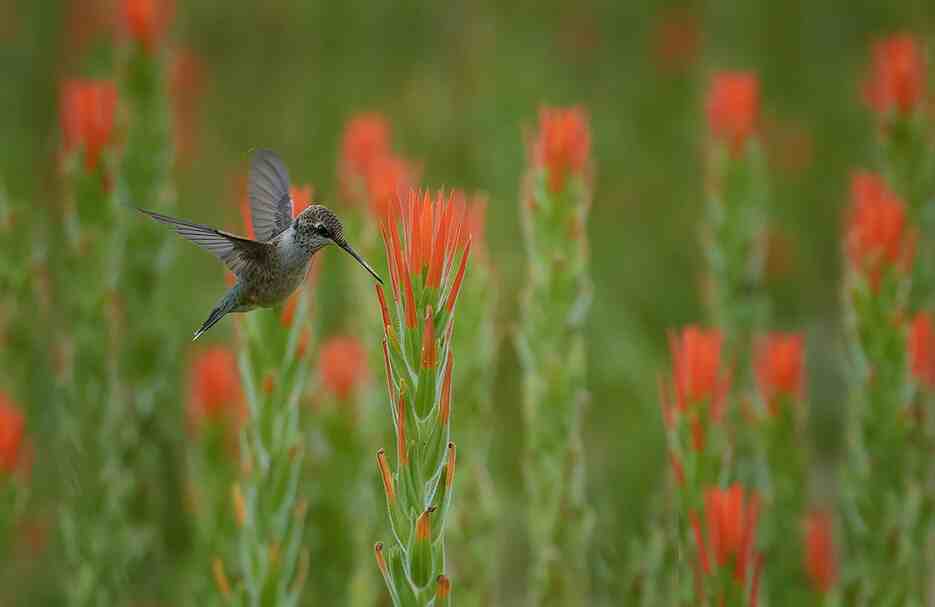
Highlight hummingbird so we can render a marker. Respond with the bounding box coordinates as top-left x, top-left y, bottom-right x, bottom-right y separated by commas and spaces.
137, 149, 382, 341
